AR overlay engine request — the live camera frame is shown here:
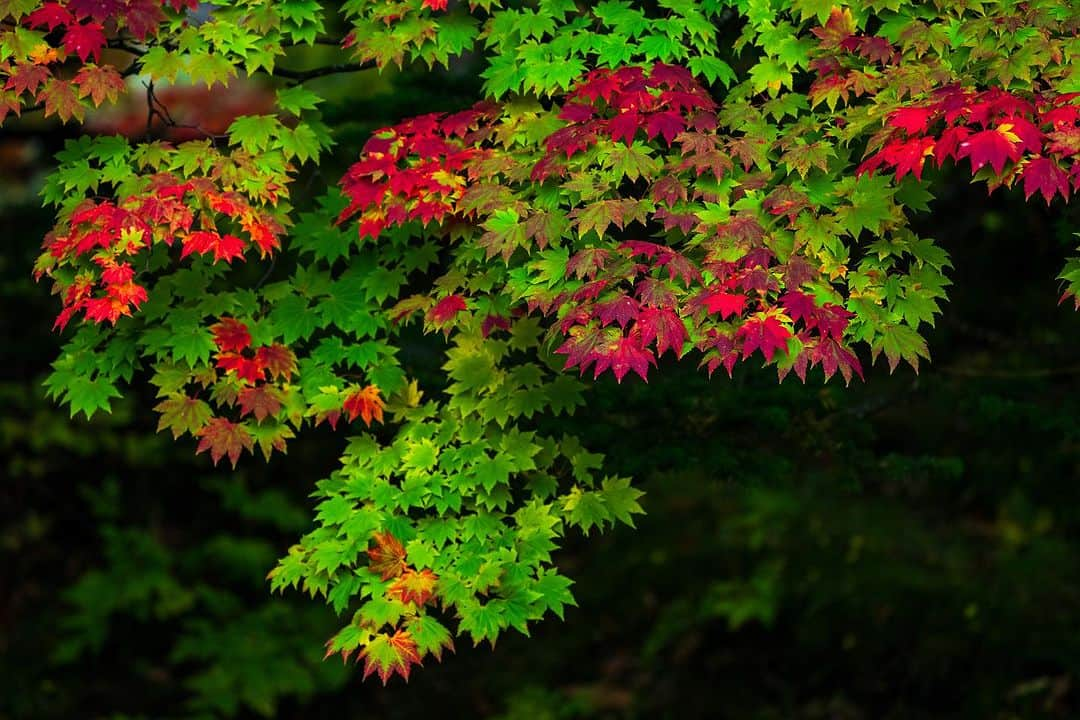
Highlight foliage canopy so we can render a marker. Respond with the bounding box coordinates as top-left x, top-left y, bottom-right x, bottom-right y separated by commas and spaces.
4, 0, 1080, 683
